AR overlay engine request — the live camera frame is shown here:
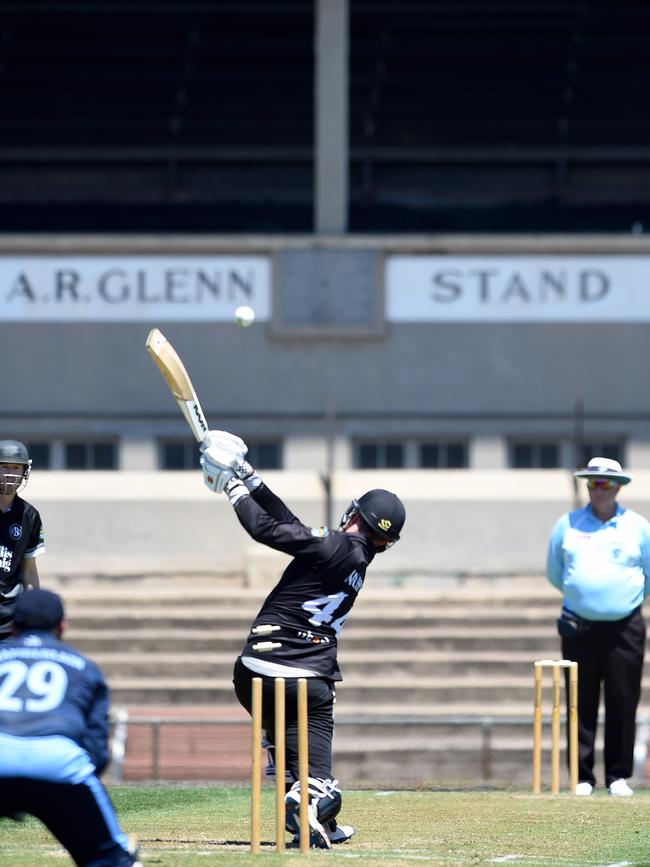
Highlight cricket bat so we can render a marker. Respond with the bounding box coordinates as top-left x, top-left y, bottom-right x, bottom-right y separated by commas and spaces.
145, 328, 209, 443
